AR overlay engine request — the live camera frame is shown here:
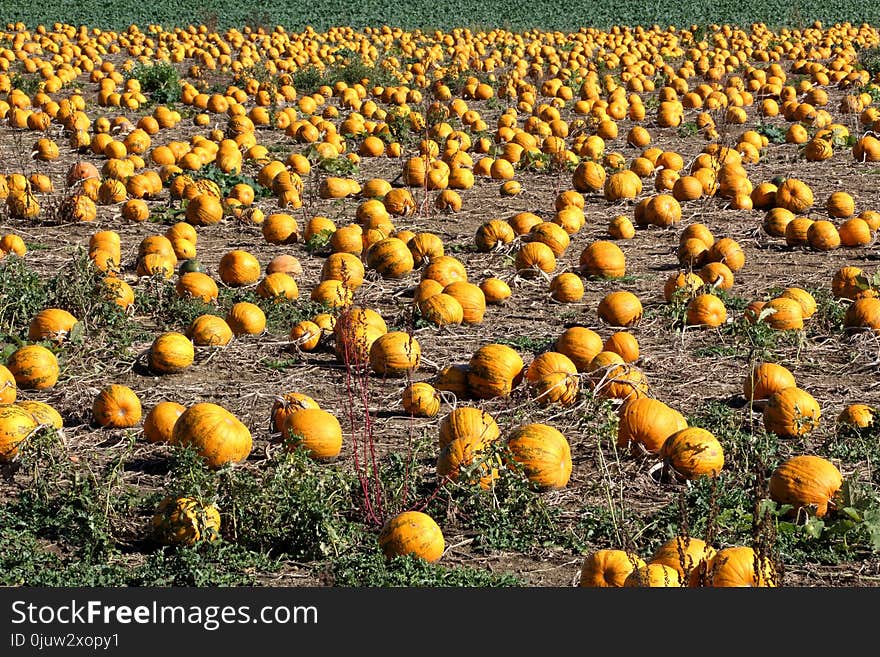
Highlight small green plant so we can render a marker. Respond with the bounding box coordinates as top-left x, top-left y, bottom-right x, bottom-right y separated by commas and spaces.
677, 121, 699, 138
756, 123, 787, 145
126, 62, 182, 105
858, 45, 880, 80
329, 550, 523, 586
